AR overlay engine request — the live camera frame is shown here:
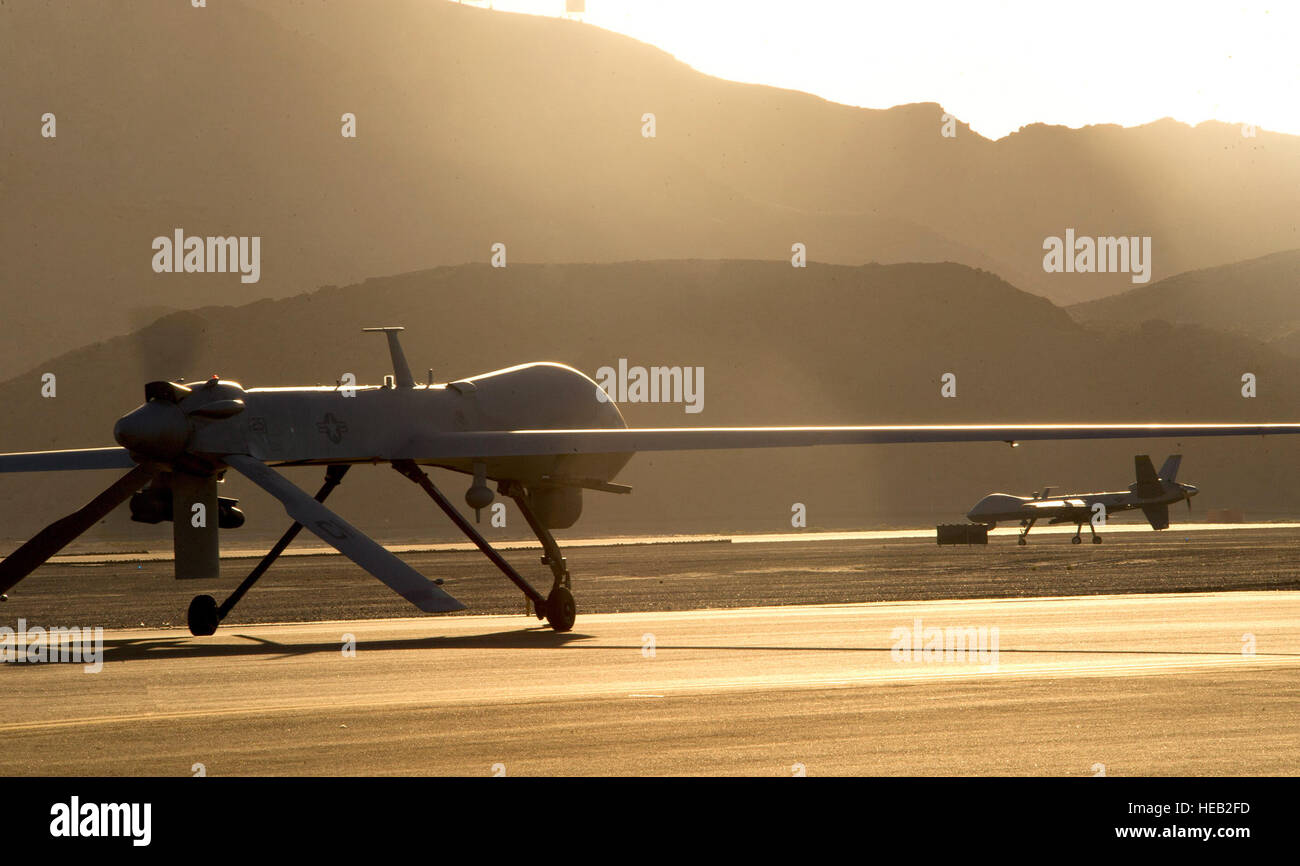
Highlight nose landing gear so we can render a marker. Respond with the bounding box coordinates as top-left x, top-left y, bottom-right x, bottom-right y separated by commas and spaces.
185, 465, 350, 636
